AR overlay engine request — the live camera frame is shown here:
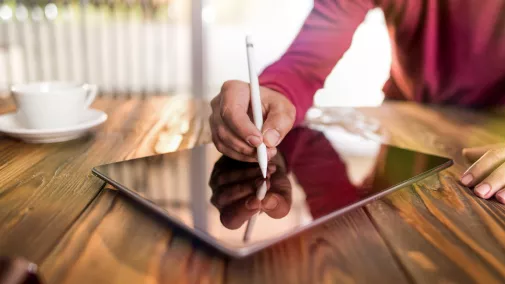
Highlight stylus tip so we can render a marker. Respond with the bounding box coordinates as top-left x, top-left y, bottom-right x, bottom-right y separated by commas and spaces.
257, 144, 268, 179
261, 165, 267, 178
